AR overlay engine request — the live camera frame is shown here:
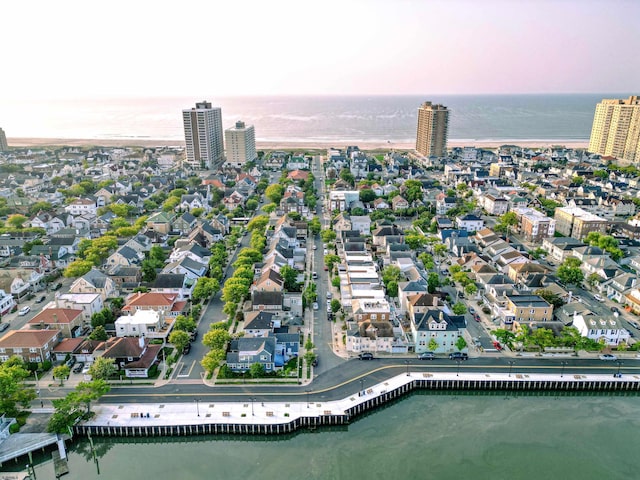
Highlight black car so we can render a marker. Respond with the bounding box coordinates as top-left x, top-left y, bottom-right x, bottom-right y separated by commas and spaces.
0, 323, 9, 332
311, 358, 318, 367
449, 352, 468, 360
182, 343, 191, 355
65, 356, 76, 368
611, 306, 620, 314
190, 330, 198, 341
358, 352, 374, 360
73, 362, 85, 374
52, 283, 63, 291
